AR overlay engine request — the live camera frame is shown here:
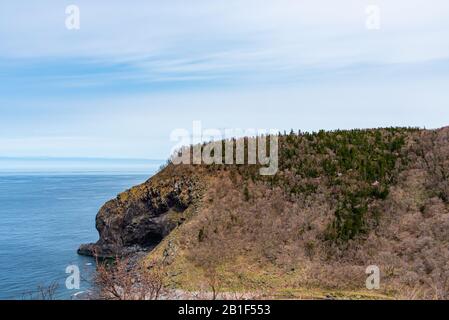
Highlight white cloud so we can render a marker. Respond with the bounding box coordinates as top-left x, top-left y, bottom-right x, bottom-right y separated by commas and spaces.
1, 0, 449, 66
1, 1, 448, 158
